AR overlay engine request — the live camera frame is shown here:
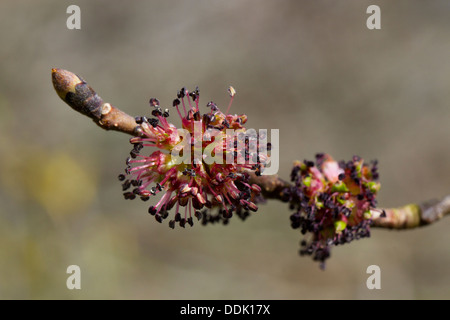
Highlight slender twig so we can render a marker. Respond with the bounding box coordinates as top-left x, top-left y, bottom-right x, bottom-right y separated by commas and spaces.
52, 68, 139, 135
52, 68, 450, 230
